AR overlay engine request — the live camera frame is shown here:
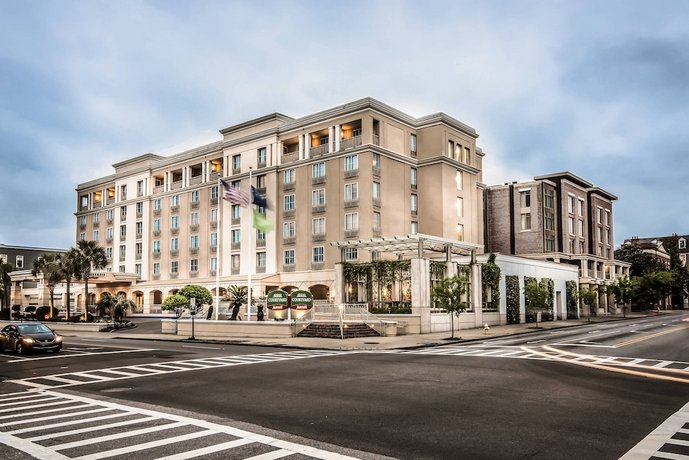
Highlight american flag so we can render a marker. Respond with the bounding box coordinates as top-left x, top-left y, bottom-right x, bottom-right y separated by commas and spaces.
221, 179, 250, 207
